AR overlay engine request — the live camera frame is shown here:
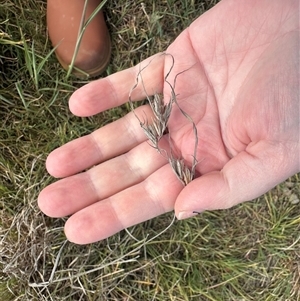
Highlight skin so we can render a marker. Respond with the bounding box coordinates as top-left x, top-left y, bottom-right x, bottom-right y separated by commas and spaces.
38, 0, 299, 244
